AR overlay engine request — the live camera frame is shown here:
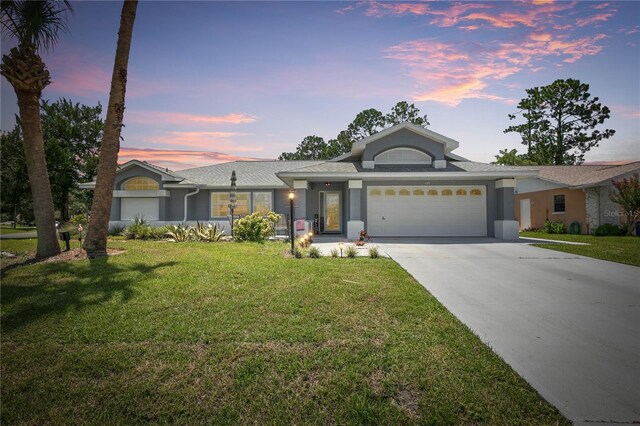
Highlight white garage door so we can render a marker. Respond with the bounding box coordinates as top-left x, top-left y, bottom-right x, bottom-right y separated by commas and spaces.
121, 198, 159, 221
367, 186, 487, 237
